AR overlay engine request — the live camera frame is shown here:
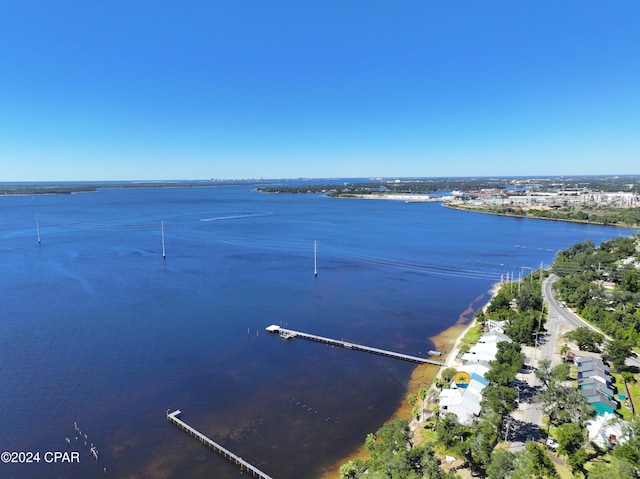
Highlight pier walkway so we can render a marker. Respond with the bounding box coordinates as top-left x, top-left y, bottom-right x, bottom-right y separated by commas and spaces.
167, 409, 273, 479
265, 325, 442, 366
